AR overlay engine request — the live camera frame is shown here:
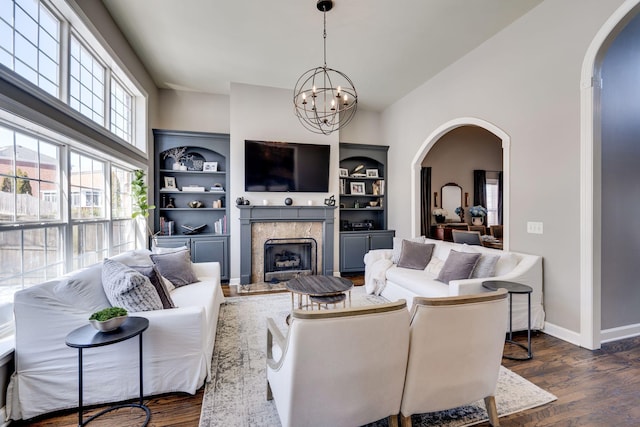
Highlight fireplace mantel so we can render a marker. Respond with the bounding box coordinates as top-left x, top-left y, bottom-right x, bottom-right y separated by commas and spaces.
238, 205, 336, 285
